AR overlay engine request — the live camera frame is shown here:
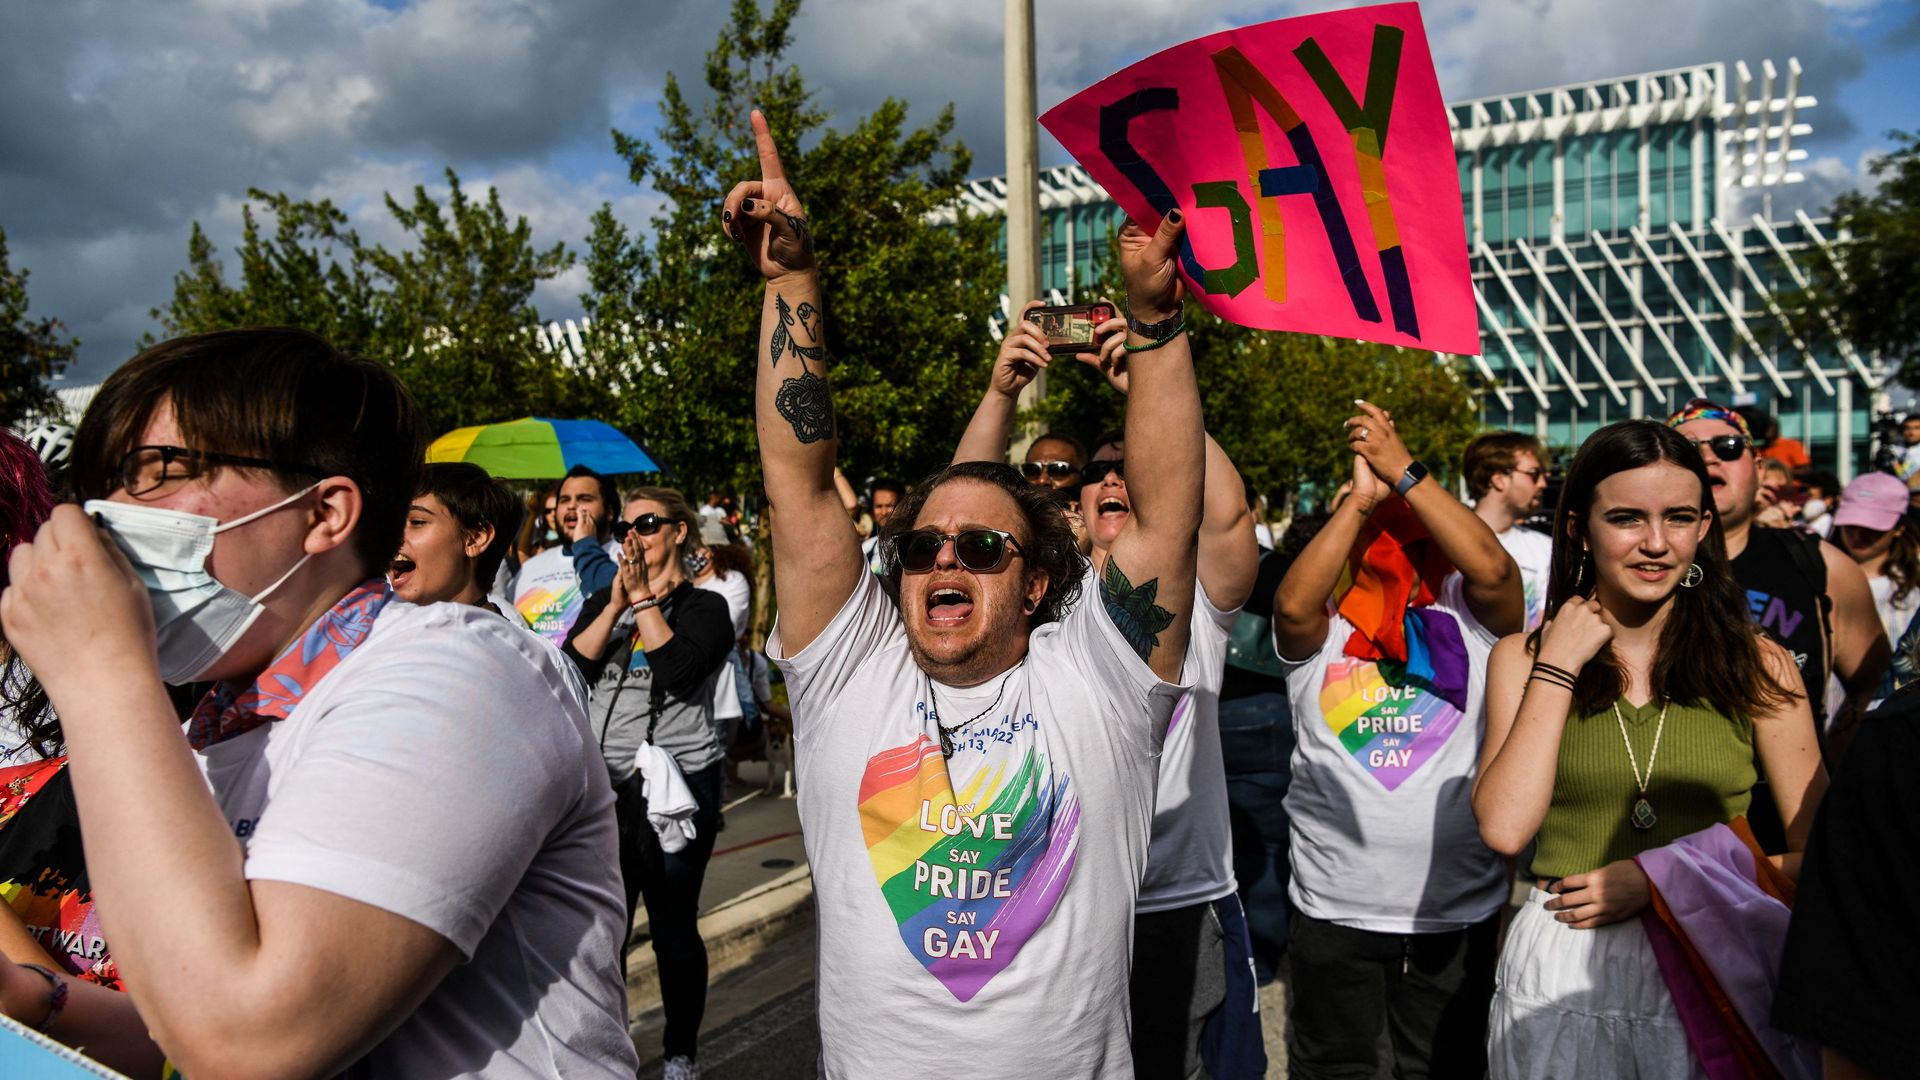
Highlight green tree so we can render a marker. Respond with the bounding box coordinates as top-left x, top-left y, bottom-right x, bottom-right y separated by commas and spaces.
0, 226, 78, 428
582, 0, 999, 498
1027, 251, 1478, 510
152, 172, 604, 437
1795, 131, 1920, 385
